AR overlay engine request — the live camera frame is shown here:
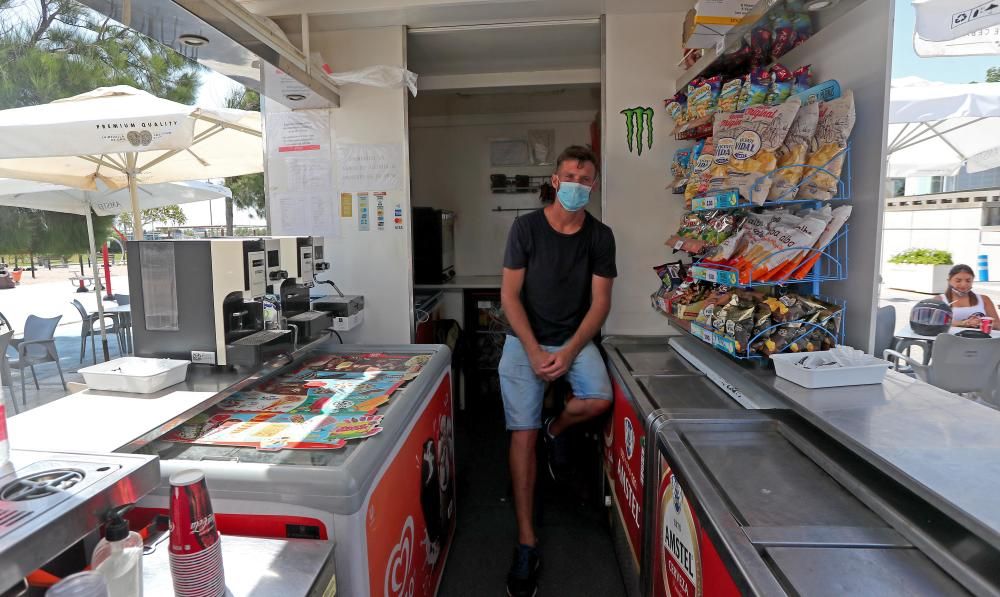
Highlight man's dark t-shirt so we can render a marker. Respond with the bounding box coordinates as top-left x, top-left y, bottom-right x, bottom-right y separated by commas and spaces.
503, 208, 617, 345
